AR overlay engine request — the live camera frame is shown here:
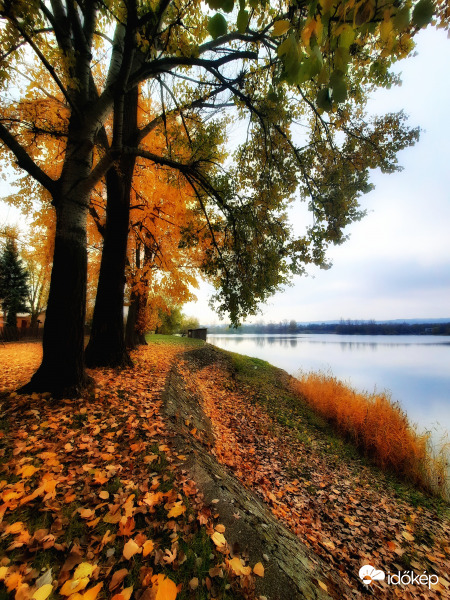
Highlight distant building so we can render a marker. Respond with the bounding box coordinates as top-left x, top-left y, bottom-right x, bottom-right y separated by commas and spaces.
0, 309, 46, 329
187, 328, 207, 341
